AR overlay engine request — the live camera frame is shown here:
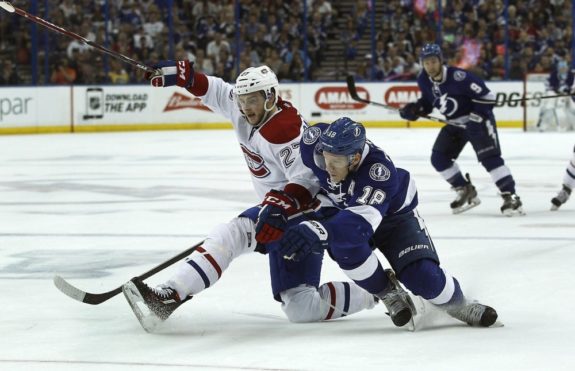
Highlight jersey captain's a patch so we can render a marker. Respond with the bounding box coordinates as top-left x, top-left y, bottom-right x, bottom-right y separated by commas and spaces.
369, 163, 391, 181
303, 126, 321, 145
